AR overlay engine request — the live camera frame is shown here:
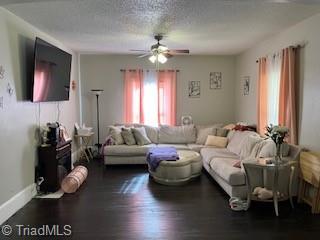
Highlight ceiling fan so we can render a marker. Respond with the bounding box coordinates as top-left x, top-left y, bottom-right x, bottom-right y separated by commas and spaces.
130, 35, 190, 64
